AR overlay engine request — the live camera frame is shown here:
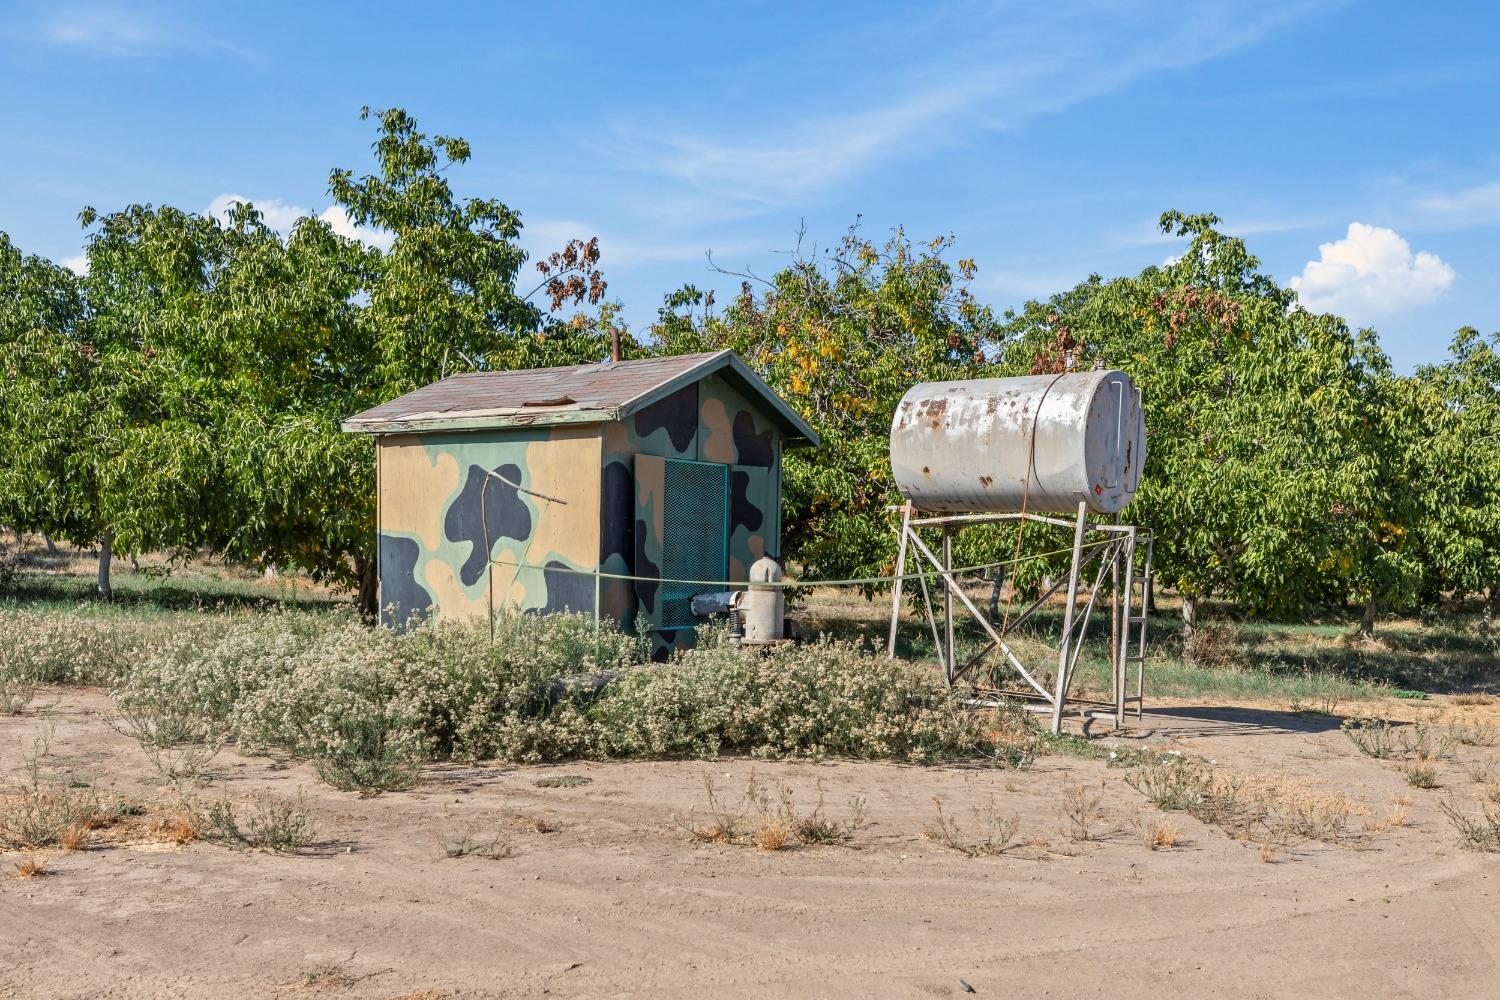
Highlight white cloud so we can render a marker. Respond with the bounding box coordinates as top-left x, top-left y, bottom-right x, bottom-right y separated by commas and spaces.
1288, 223, 1454, 322
208, 193, 310, 234
62, 254, 89, 275
317, 207, 395, 252
205, 194, 394, 251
